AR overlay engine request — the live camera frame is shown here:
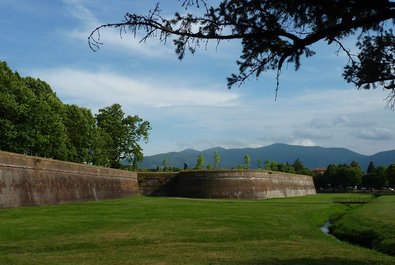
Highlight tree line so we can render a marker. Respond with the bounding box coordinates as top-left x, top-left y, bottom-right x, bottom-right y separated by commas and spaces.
314, 161, 395, 191
156, 150, 395, 191
0, 61, 150, 169
158, 151, 312, 176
